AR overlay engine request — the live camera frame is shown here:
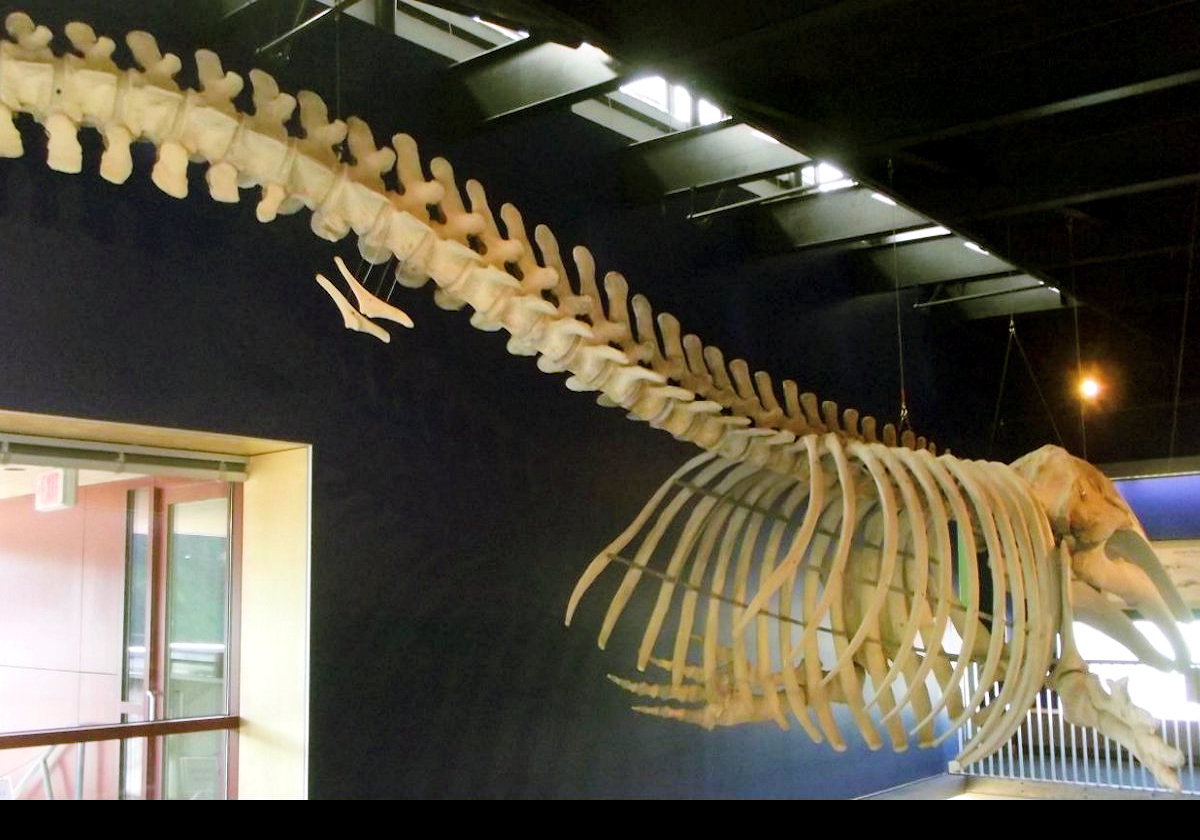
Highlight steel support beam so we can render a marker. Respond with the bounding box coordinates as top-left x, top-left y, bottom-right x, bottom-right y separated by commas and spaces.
622, 119, 809, 201
923, 275, 1065, 320
450, 37, 626, 124
751, 186, 927, 252
870, 68, 1200, 152
971, 172, 1200, 220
